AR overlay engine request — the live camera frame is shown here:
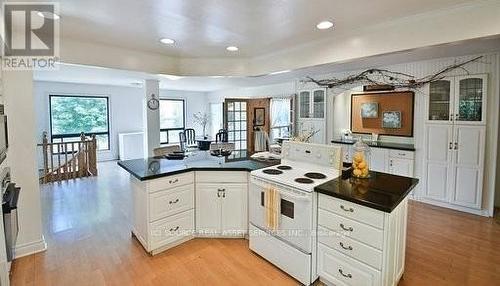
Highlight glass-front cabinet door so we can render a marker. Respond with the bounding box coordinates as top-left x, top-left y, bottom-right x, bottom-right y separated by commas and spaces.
299, 91, 311, 118
428, 79, 453, 123
455, 75, 487, 124
312, 89, 325, 118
